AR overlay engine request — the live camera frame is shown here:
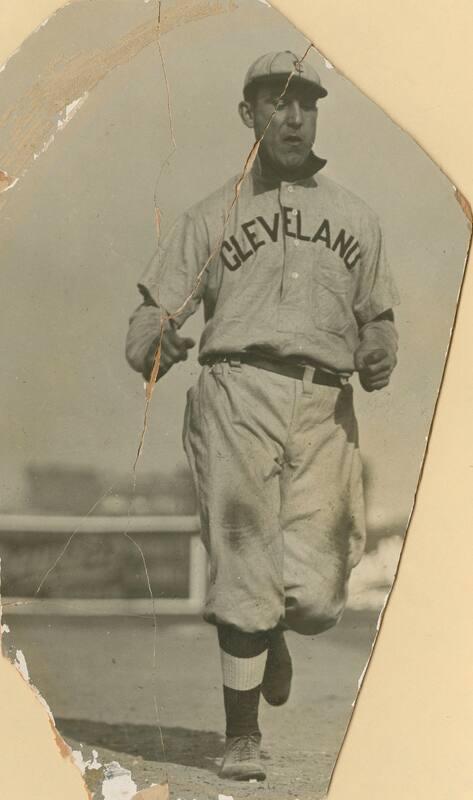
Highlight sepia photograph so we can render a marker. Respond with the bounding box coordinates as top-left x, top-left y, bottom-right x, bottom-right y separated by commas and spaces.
0, 1, 470, 799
